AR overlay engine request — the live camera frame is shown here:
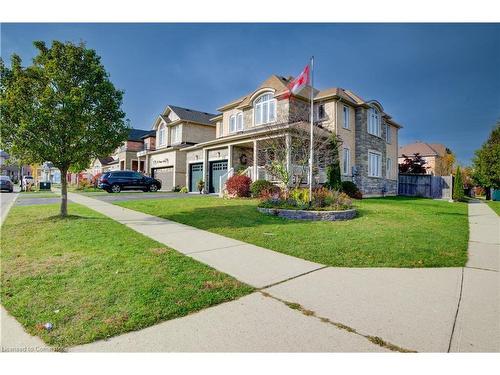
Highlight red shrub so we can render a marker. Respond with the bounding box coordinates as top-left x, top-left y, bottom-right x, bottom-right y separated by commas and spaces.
91, 173, 102, 187
225, 175, 252, 198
